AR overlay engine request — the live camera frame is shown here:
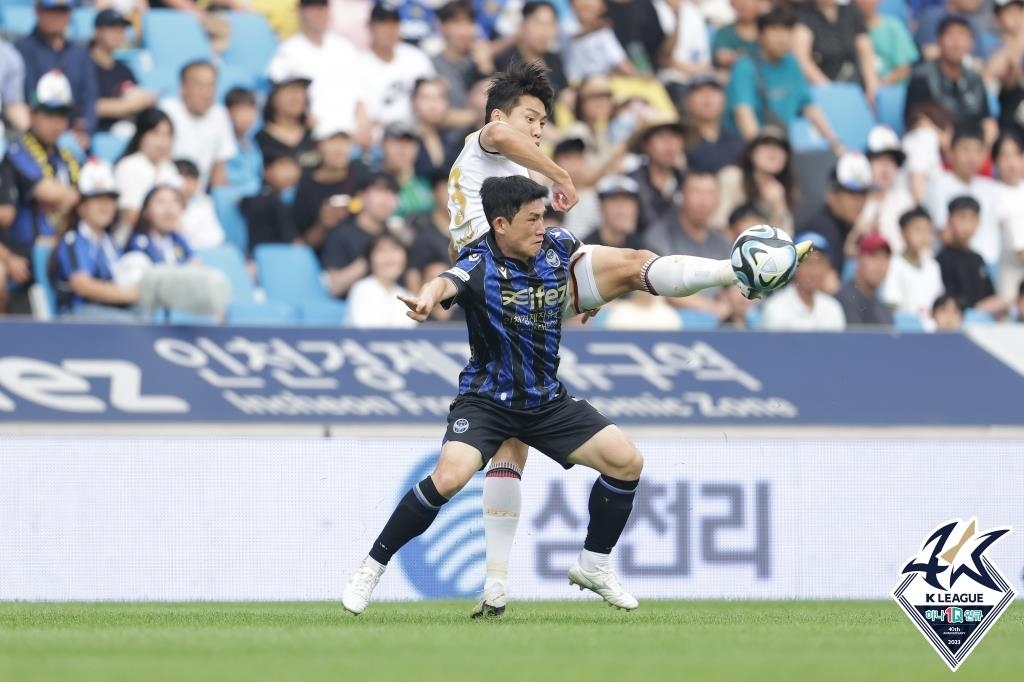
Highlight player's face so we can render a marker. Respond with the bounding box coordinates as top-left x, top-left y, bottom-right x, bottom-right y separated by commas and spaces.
499, 198, 548, 260
501, 96, 548, 145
